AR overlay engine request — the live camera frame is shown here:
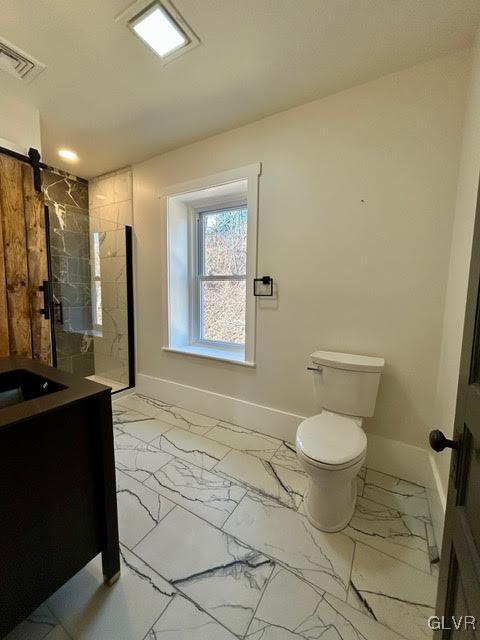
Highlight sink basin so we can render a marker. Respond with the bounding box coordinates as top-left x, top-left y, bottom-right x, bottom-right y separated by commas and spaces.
0, 369, 67, 408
